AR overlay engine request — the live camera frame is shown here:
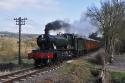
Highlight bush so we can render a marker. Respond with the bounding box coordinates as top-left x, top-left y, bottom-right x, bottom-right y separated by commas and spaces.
88, 54, 103, 65
91, 69, 100, 77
